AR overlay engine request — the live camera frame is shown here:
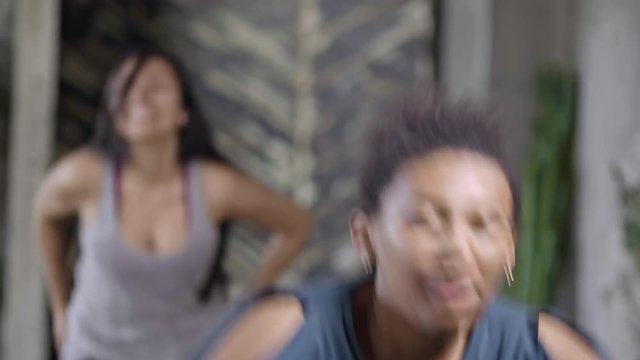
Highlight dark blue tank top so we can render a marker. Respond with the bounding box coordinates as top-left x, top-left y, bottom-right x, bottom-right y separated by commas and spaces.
194, 279, 609, 359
